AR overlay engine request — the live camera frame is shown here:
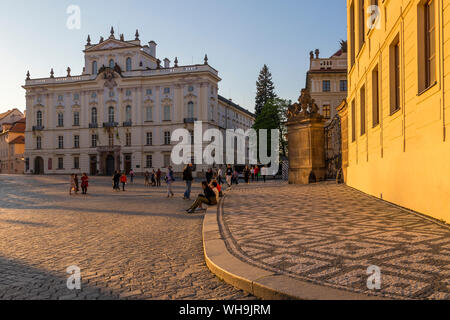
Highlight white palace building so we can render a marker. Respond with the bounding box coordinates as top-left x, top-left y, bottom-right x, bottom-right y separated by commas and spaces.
23, 28, 254, 176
